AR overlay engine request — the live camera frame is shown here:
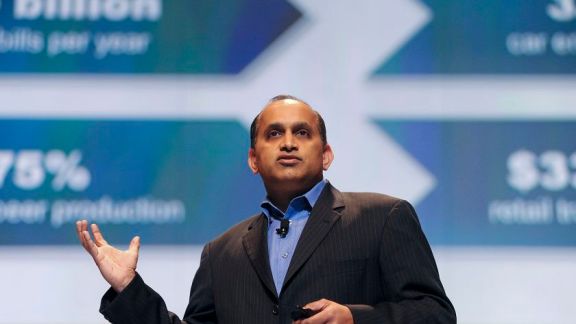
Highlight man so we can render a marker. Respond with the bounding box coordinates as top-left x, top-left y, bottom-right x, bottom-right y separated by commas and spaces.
77, 95, 456, 323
